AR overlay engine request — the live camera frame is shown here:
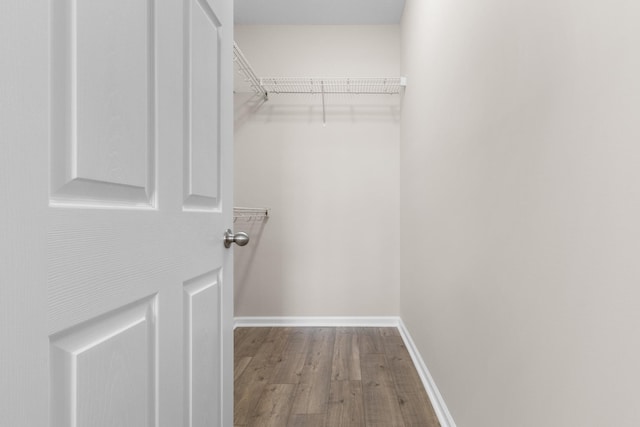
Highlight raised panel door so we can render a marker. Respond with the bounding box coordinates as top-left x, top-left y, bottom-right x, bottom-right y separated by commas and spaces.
0, 0, 234, 425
